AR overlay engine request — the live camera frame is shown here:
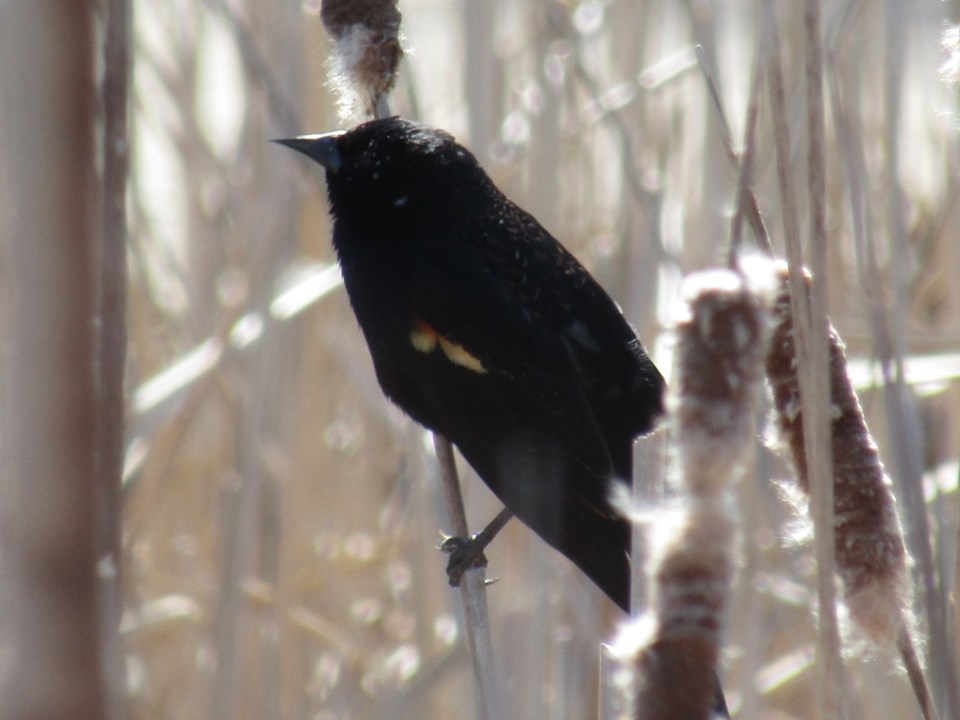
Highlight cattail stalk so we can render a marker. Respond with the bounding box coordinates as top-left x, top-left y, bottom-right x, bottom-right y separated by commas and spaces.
614, 268, 771, 720
1, 5, 106, 719
433, 437, 503, 720
801, 2, 847, 716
